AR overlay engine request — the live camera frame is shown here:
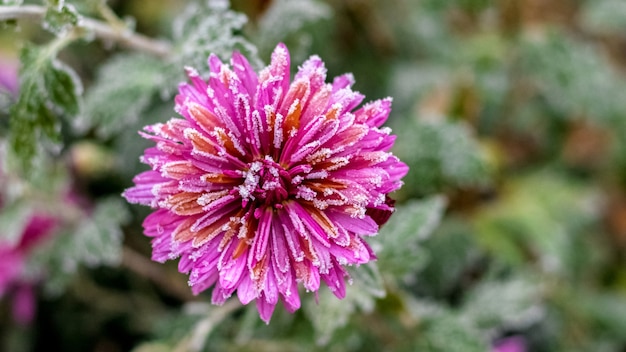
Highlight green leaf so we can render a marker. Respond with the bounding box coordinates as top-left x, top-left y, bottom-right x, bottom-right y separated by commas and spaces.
348, 262, 386, 299
460, 276, 544, 332
416, 218, 483, 297
45, 59, 82, 115
35, 197, 129, 295
577, 291, 626, 340
302, 263, 386, 345
374, 196, 447, 282
9, 44, 82, 171
473, 172, 601, 277
74, 197, 129, 266
0, 91, 14, 116
303, 196, 446, 345
581, 0, 626, 33
146, 308, 204, 348
518, 32, 626, 125
303, 280, 381, 346
43, 1, 80, 36
546, 287, 626, 349
393, 119, 489, 198
80, 53, 164, 137
255, 0, 331, 58
166, 0, 261, 91
414, 312, 489, 352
